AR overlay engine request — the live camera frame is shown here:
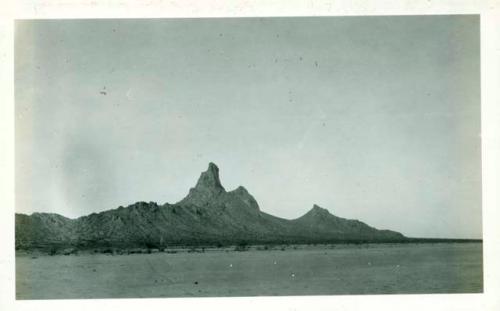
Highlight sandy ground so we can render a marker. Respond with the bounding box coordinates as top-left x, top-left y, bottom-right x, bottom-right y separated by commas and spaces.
16, 243, 483, 299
